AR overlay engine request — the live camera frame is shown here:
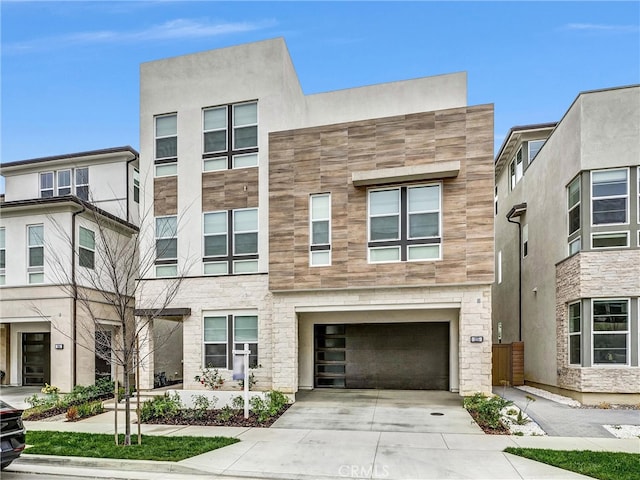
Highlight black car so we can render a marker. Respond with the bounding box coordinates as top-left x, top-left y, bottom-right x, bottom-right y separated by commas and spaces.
0, 400, 26, 470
